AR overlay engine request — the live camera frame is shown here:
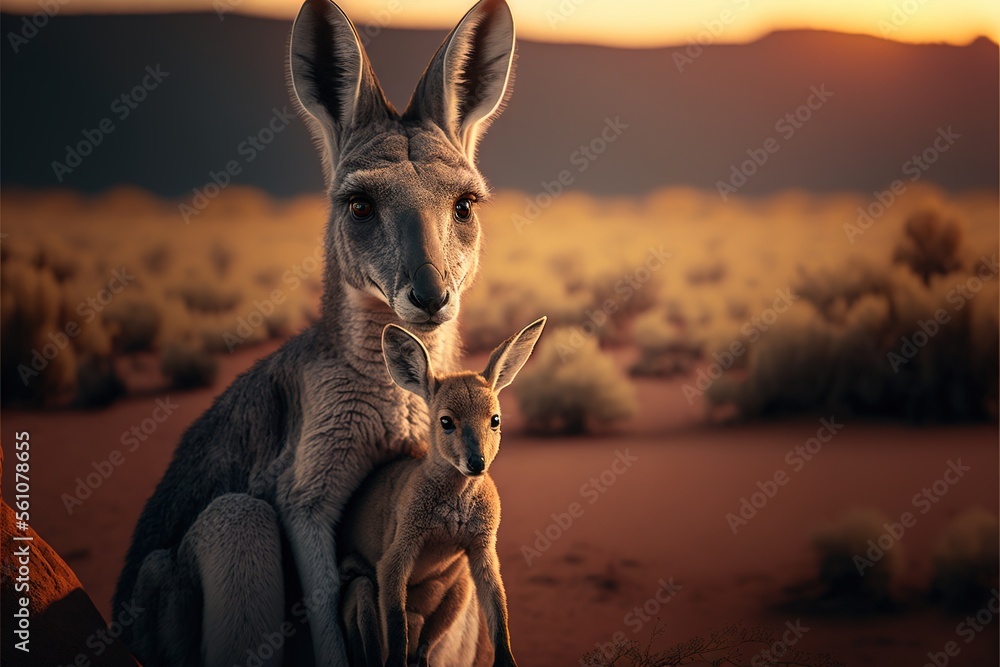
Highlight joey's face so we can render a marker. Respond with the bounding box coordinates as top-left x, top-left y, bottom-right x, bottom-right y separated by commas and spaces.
430, 373, 502, 476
